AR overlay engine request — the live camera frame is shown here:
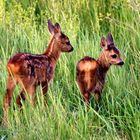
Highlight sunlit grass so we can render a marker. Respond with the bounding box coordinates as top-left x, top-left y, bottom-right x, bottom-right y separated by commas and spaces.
0, 0, 140, 139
